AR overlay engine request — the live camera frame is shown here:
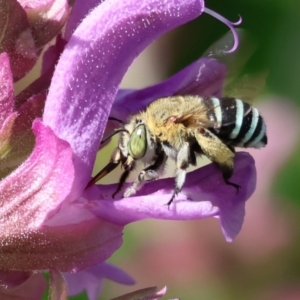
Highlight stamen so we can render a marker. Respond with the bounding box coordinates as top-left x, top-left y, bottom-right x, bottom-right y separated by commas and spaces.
204, 8, 242, 53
